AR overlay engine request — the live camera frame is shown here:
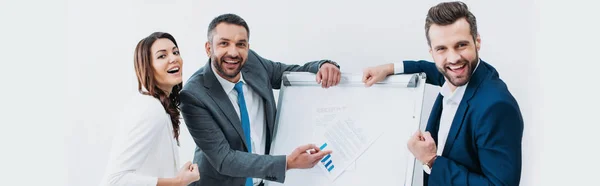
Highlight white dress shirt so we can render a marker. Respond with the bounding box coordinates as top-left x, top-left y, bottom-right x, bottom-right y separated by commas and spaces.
394, 60, 479, 174
102, 93, 180, 186
212, 65, 266, 185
